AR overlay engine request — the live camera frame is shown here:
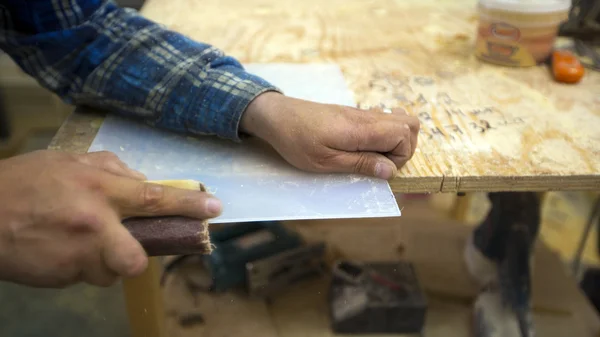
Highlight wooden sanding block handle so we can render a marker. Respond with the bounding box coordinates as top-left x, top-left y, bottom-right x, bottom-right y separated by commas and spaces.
122, 180, 213, 256
123, 216, 211, 256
